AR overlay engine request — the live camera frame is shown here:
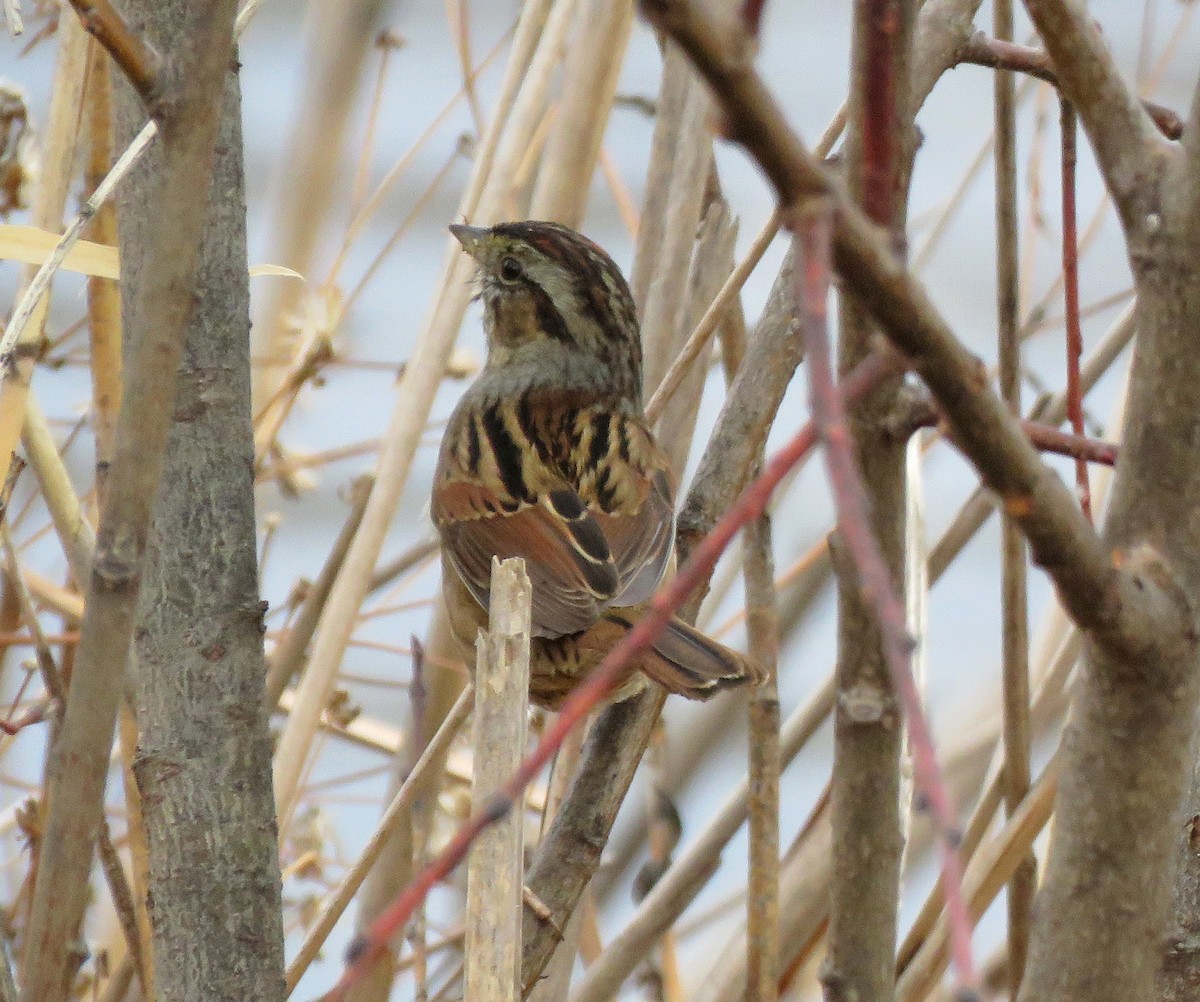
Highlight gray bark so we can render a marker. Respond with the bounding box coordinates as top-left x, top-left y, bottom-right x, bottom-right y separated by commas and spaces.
113, 5, 286, 999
